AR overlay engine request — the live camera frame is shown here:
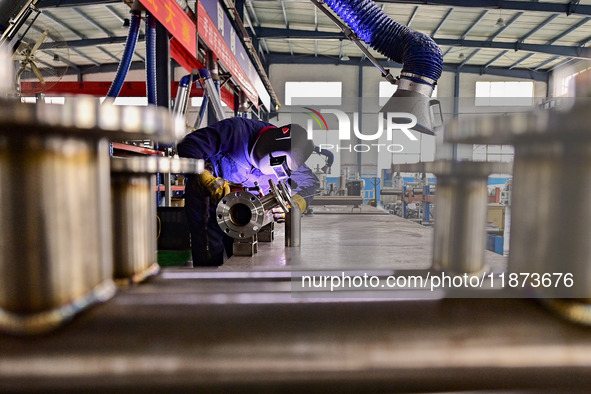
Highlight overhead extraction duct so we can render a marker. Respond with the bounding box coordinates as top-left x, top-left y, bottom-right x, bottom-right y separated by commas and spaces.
317, 0, 444, 135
